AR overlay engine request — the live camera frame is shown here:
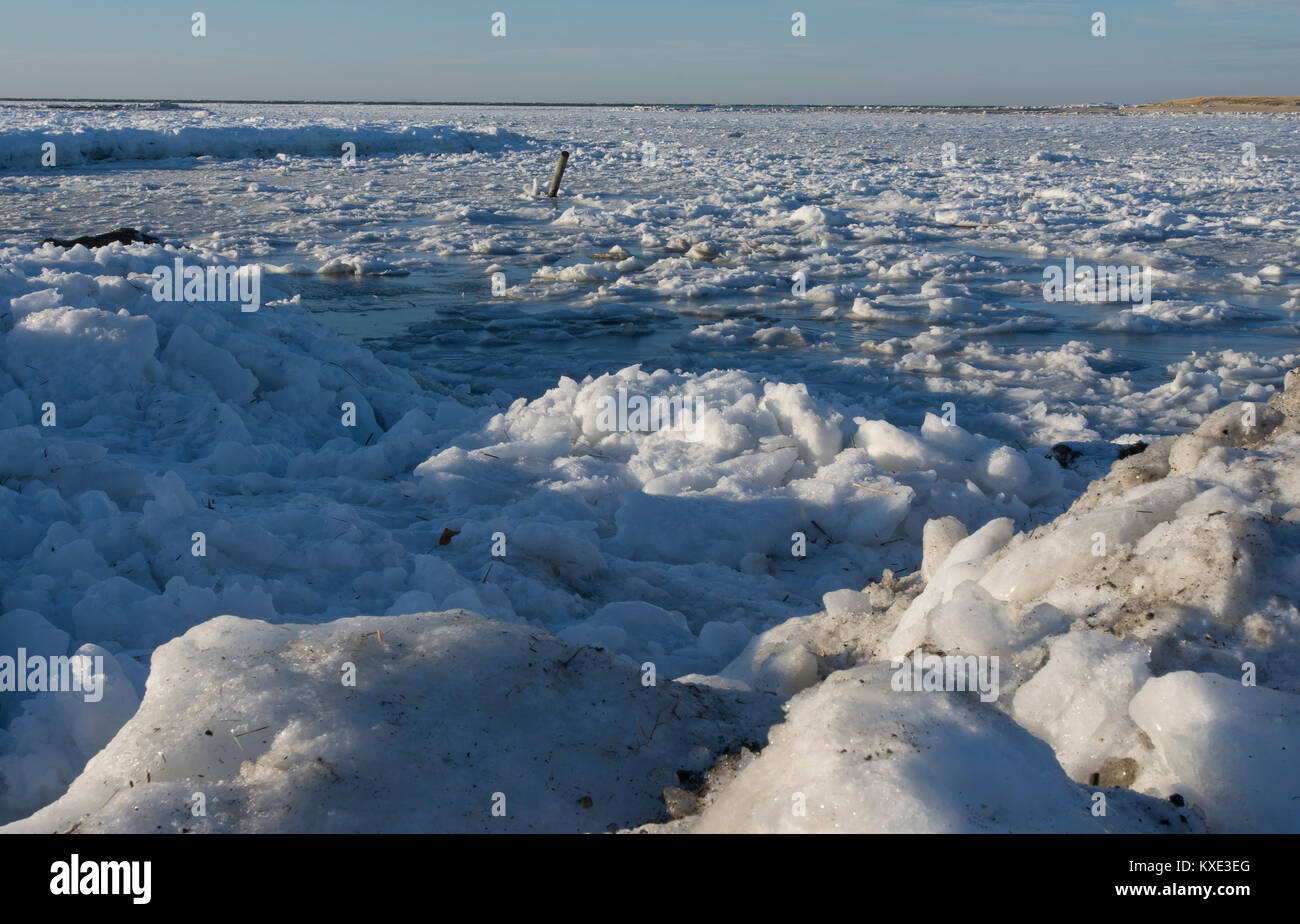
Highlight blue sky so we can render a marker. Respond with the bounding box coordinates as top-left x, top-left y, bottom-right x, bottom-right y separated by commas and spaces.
0, 0, 1295, 104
